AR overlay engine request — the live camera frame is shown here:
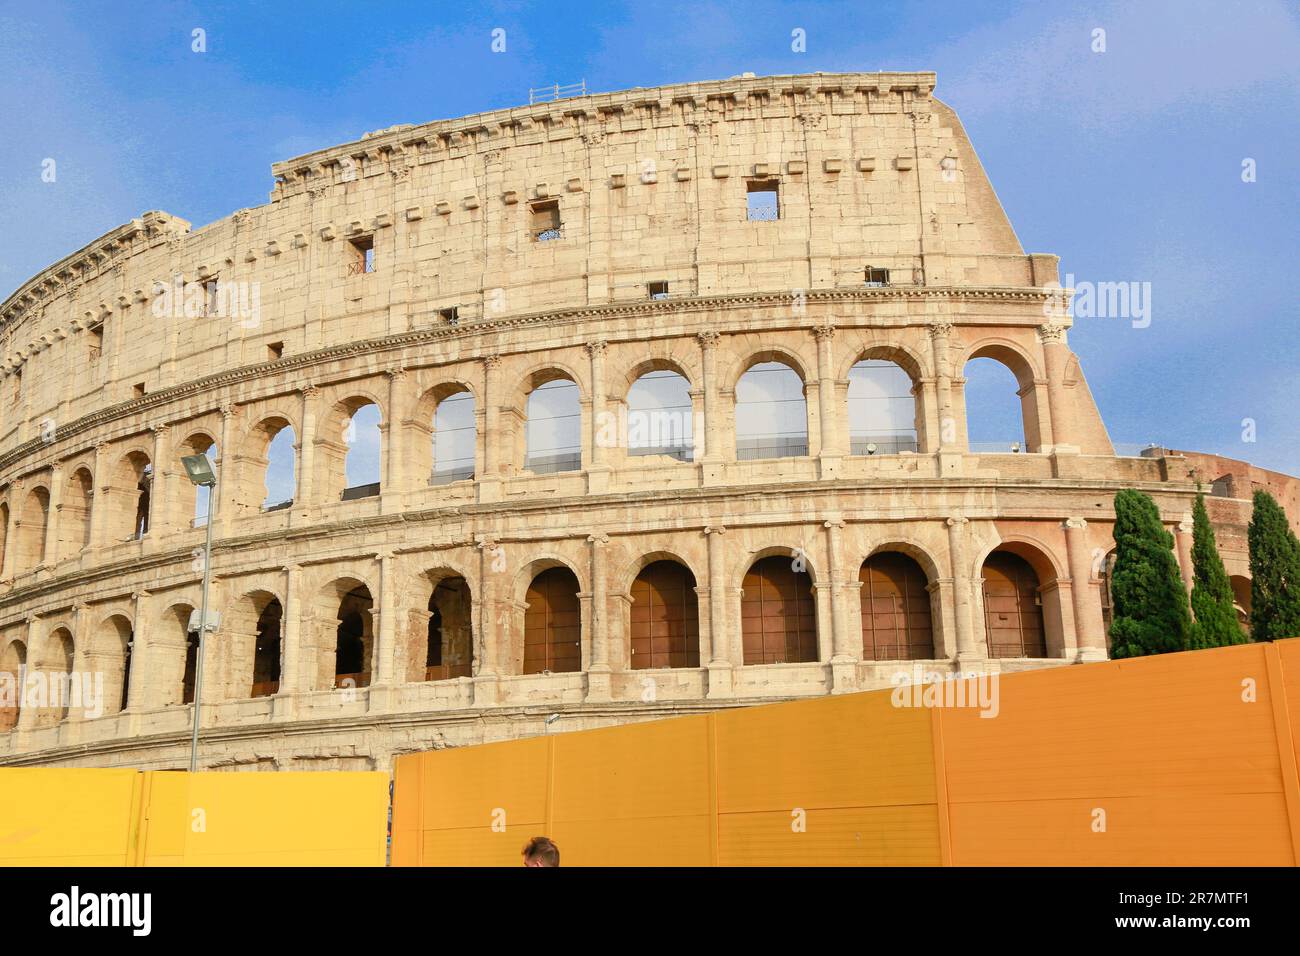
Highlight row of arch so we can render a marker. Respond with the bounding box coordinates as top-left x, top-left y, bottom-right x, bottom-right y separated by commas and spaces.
0, 348, 1033, 576
0, 546, 1054, 731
